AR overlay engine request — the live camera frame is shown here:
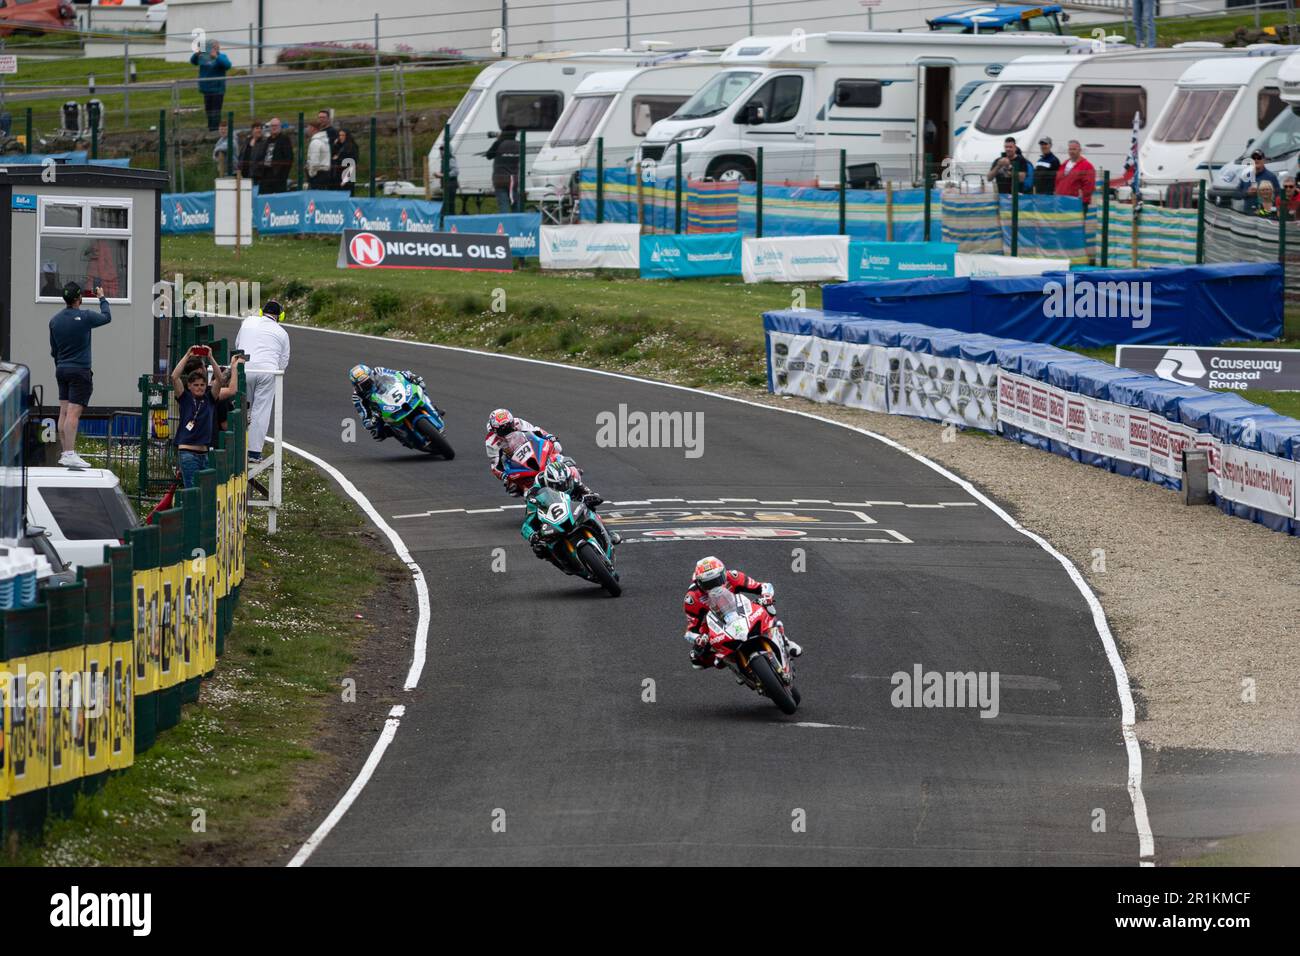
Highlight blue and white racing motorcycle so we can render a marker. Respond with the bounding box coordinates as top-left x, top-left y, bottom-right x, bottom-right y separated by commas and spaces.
371, 370, 455, 459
